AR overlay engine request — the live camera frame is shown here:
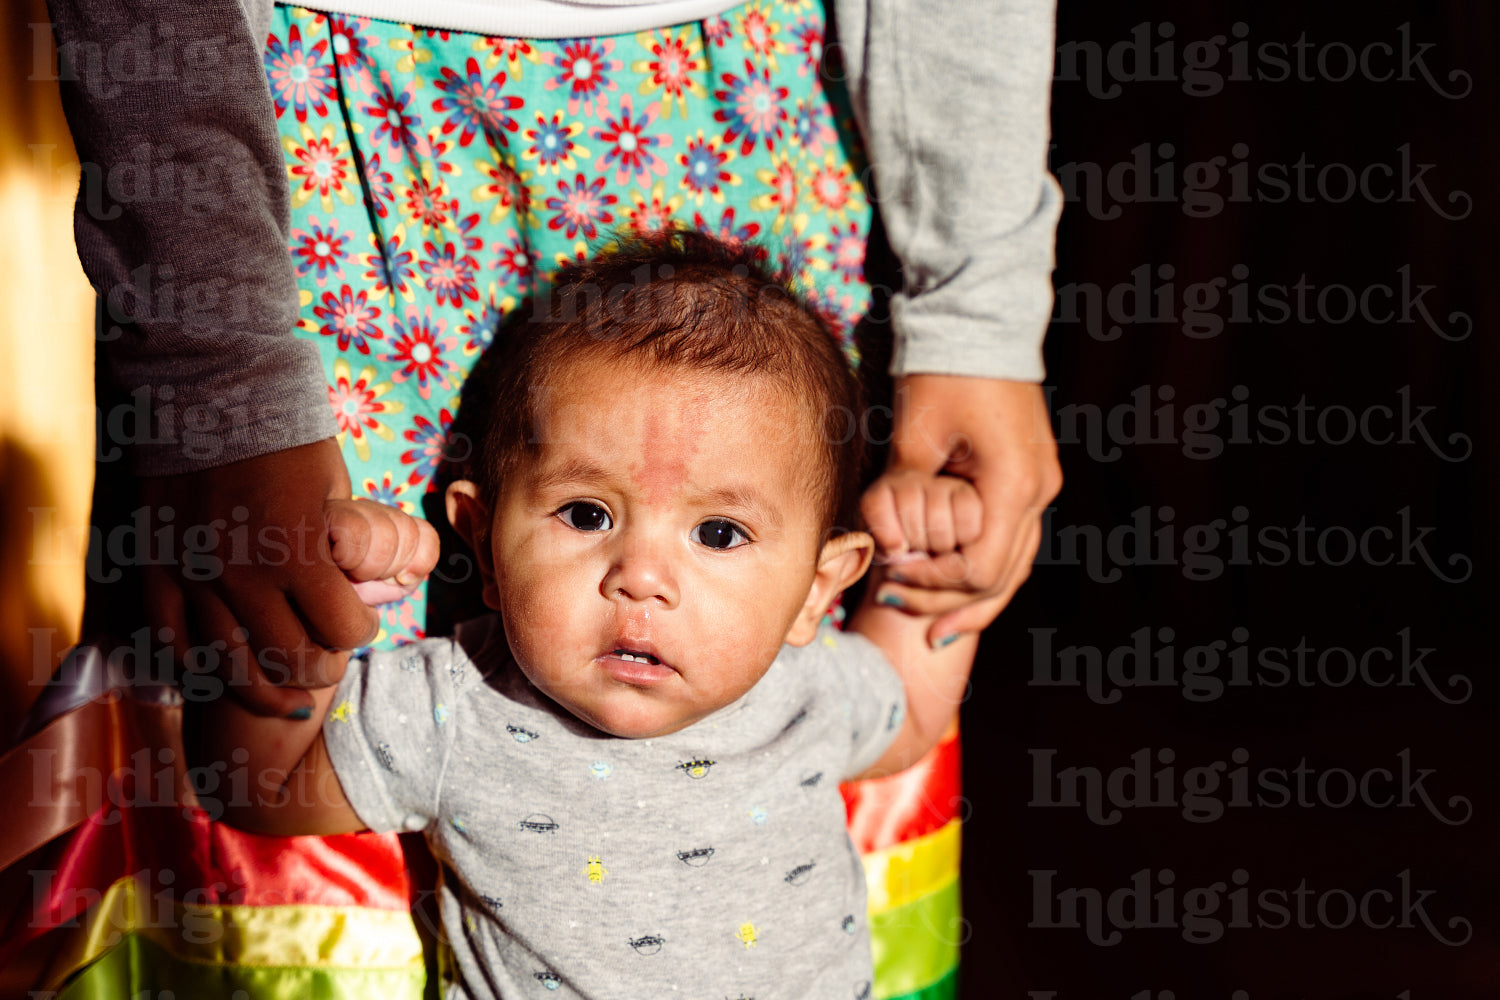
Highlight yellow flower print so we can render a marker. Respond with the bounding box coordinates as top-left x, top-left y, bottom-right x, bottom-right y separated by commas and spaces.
804, 151, 866, 222
388, 32, 432, 77
677, 130, 740, 205
624, 182, 684, 235
395, 162, 459, 240
474, 35, 540, 77
473, 155, 537, 226
737, 2, 786, 71
750, 149, 798, 233
283, 122, 358, 213
328, 358, 402, 462
632, 27, 707, 119
522, 111, 591, 177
